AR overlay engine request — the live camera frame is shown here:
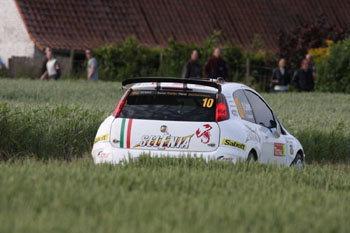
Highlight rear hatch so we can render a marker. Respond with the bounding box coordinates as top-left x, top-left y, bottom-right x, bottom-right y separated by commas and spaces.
110, 88, 221, 152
